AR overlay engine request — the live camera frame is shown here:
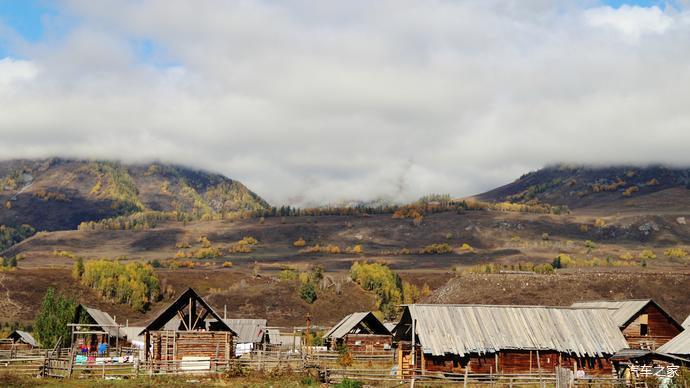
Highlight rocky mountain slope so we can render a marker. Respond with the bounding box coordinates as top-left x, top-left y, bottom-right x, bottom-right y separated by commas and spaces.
0, 158, 269, 231
477, 164, 690, 211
